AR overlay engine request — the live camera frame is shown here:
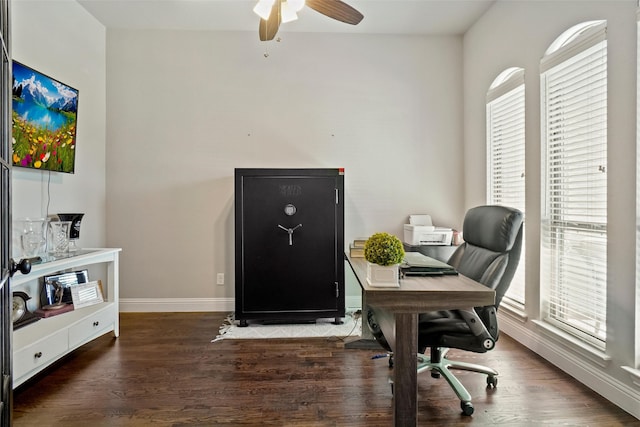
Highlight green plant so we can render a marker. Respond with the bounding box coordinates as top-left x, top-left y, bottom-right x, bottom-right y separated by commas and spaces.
364, 232, 405, 266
